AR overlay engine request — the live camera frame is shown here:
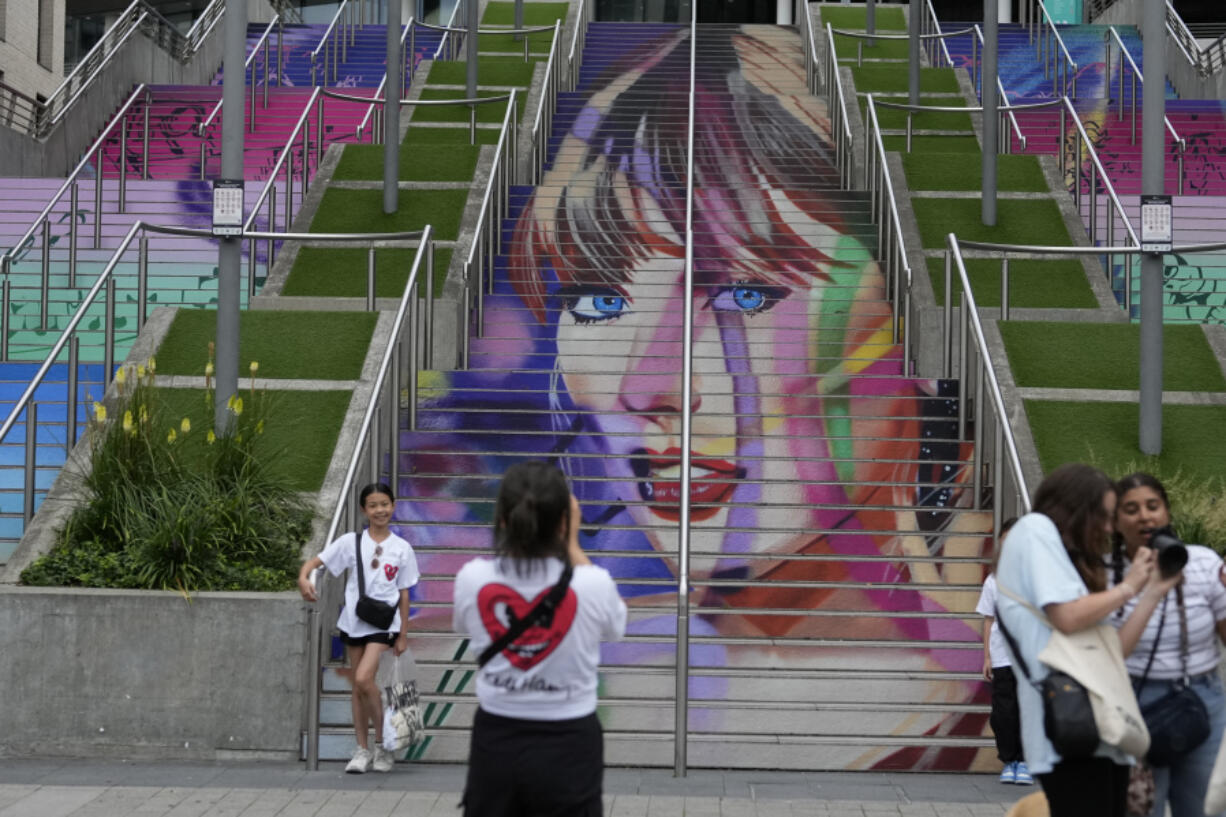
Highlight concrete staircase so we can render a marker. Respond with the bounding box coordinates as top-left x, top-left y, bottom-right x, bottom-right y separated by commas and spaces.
314, 22, 994, 771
